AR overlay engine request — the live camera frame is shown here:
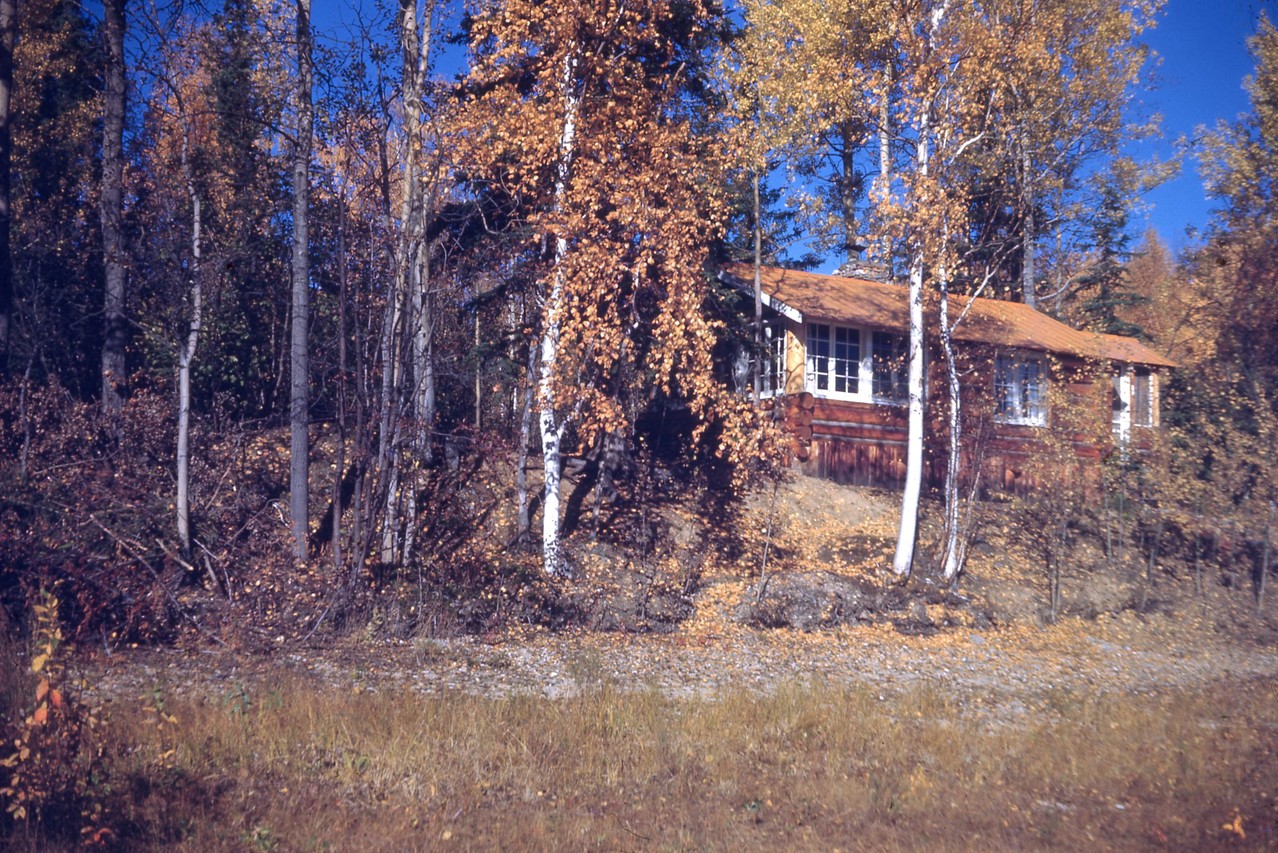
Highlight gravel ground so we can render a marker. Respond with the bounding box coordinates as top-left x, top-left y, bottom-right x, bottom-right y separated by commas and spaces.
74, 608, 1278, 730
